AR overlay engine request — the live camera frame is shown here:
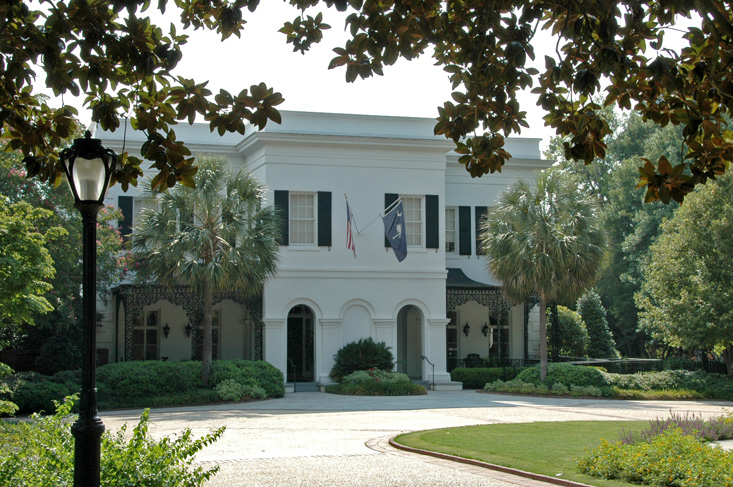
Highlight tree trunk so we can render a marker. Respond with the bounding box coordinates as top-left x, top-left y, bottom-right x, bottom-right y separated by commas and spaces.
201, 280, 213, 387
723, 344, 733, 376
539, 294, 548, 382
